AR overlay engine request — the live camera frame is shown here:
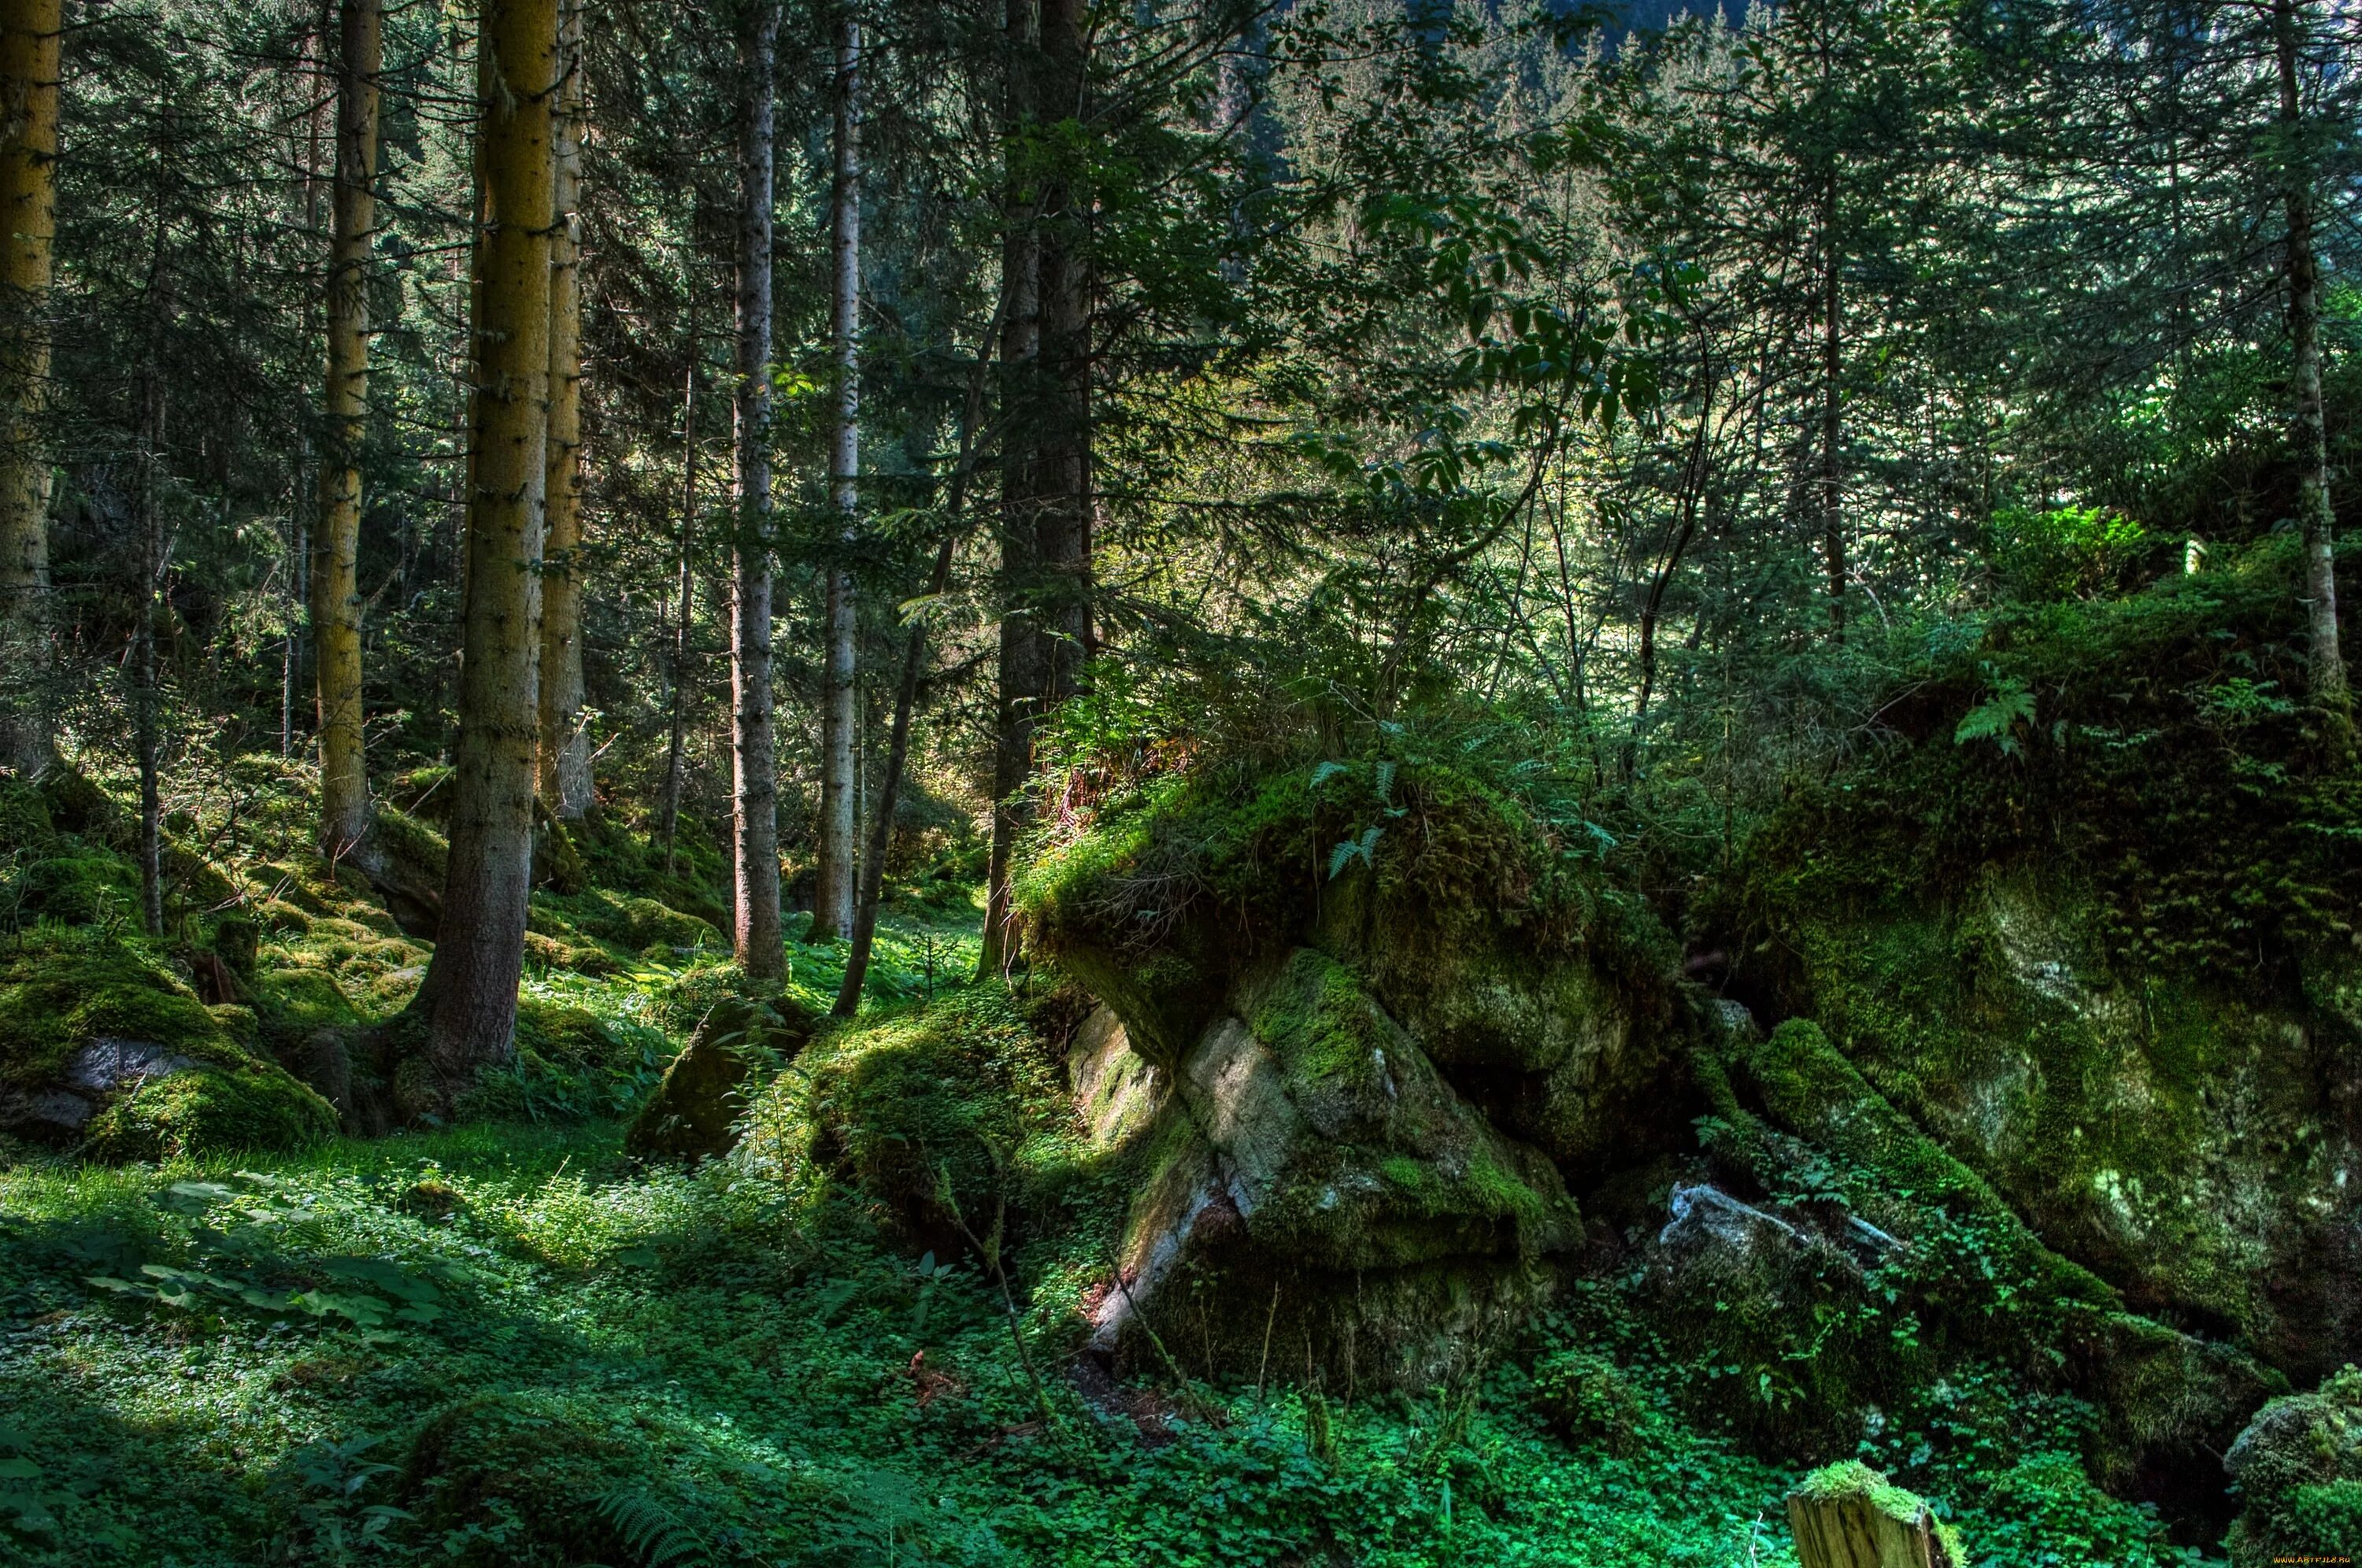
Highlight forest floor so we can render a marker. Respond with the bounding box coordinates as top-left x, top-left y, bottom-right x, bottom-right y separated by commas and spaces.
0, 761, 2224, 1566
0, 1111, 1819, 1568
